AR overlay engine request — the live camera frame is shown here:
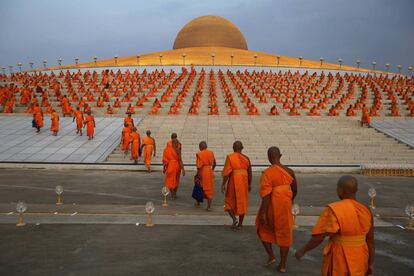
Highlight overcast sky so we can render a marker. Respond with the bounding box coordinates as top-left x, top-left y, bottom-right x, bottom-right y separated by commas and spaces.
1, 0, 413, 73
